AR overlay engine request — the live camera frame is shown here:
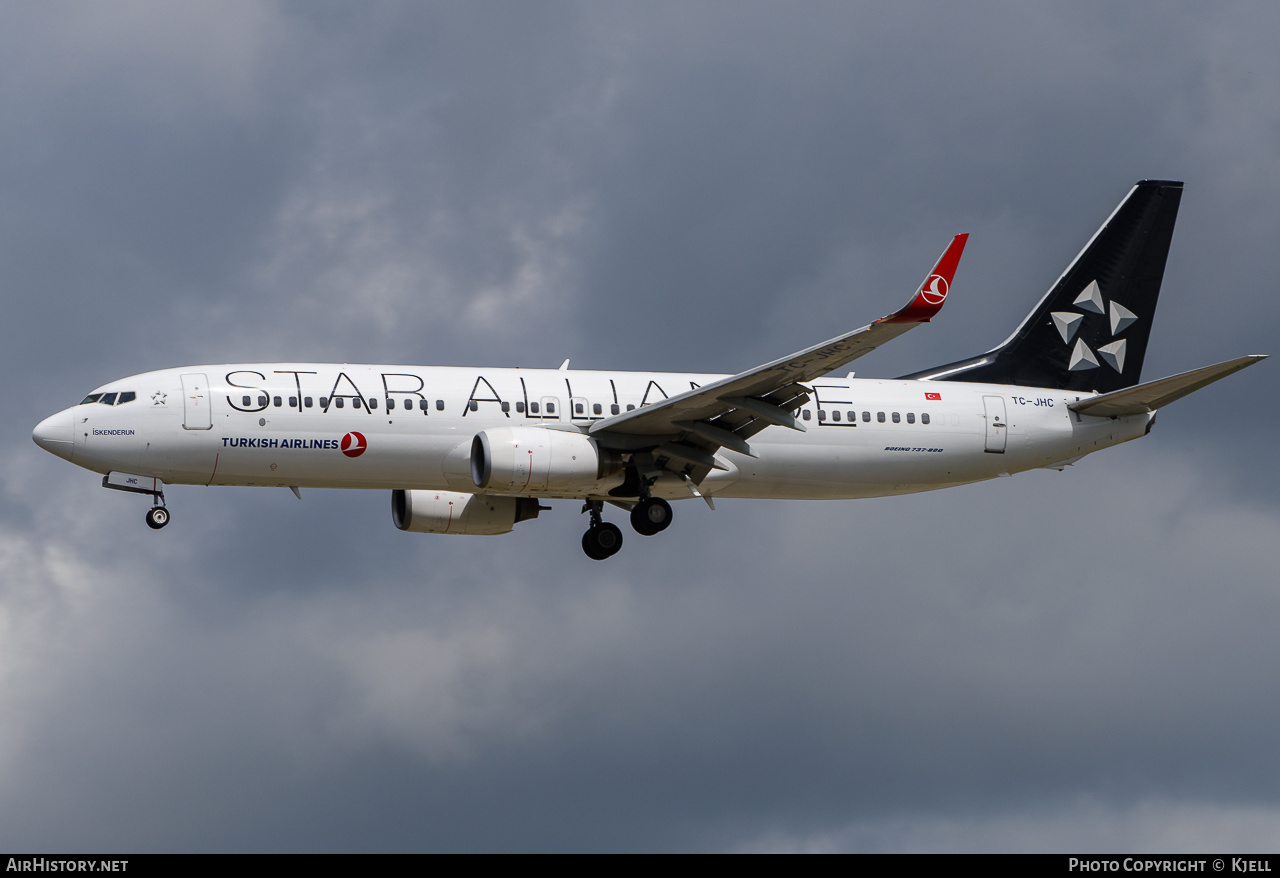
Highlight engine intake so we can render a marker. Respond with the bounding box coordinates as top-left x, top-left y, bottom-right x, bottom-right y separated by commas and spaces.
391, 489, 542, 535
470, 427, 622, 495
